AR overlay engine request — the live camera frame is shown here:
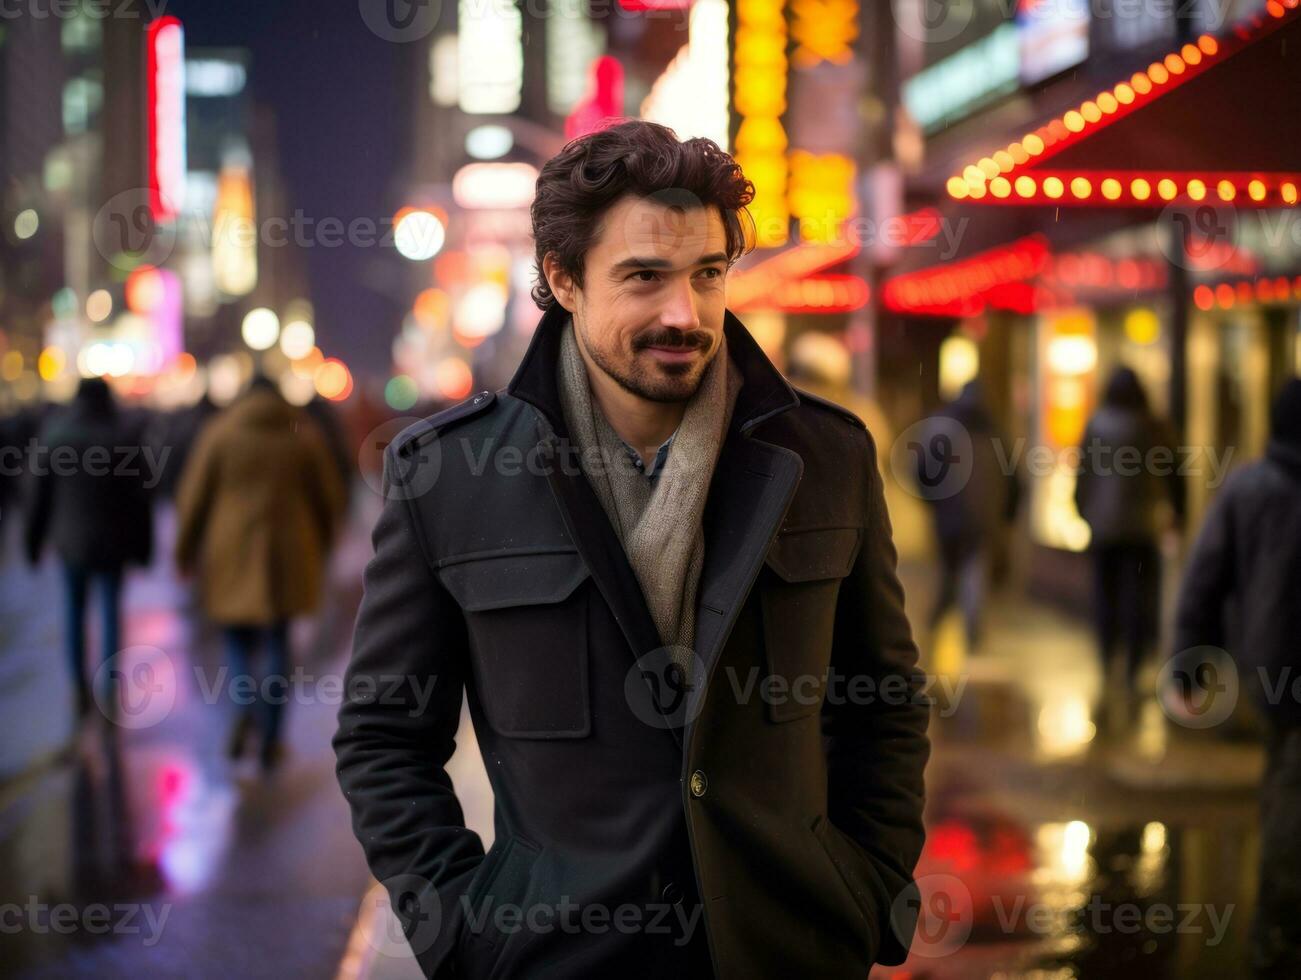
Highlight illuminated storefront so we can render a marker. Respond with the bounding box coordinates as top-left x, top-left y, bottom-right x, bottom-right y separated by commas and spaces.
886, 2, 1301, 573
